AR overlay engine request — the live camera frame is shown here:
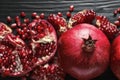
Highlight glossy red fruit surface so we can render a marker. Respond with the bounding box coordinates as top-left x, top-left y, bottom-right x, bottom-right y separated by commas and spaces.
111, 35, 120, 80
58, 23, 110, 80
